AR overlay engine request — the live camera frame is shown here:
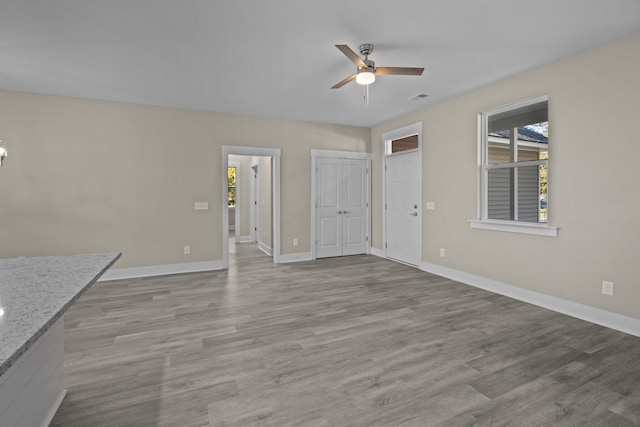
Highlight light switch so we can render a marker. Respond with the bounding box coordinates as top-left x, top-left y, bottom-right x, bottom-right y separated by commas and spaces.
194, 202, 209, 210
426, 202, 435, 210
